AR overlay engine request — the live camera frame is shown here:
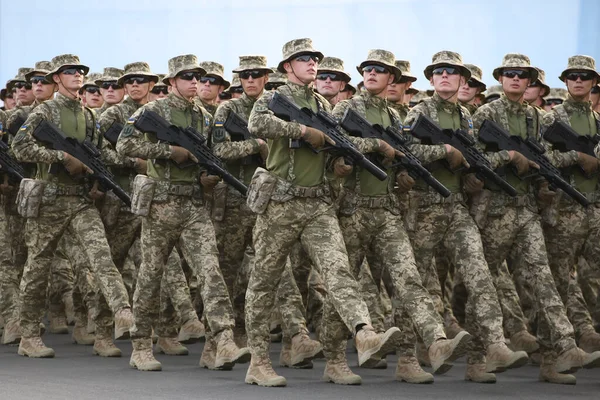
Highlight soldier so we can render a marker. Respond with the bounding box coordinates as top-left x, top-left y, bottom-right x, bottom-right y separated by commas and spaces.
403, 51, 528, 383
387, 60, 417, 123
1, 86, 17, 111
245, 37, 411, 387
11, 54, 134, 358
332, 49, 471, 384
197, 61, 230, 115
458, 64, 487, 115
471, 53, 600, 384
484, 85, 503, 103
544, 88, 568, 112
95, 67, 125, 114
591, 84, 600, 112
149, 74, 169, 102
336, 82, 356, 103
314, 57, 350, 106
116, 54, 249, 372
408, 90, 428, 108
524, 68, 550, 110
6, 68, 35, 108
265, 68, 286, 91
539, 55, 600, 359
79, 73, 104, 109
226, 74, 243, 99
